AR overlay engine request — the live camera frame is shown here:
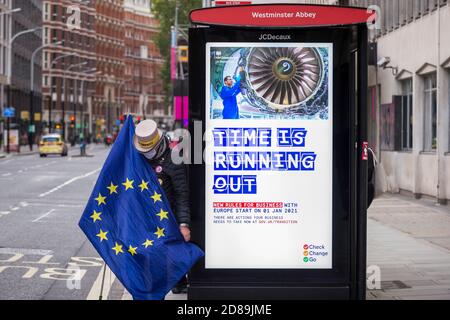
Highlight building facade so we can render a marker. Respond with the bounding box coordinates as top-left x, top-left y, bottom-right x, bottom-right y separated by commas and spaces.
94, 0, 125, 136
8, 0, 42, 145
123, 0, 164, 121
344, 0, 450, 203
0, 0, 12, 147
41, 0, 96, 142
